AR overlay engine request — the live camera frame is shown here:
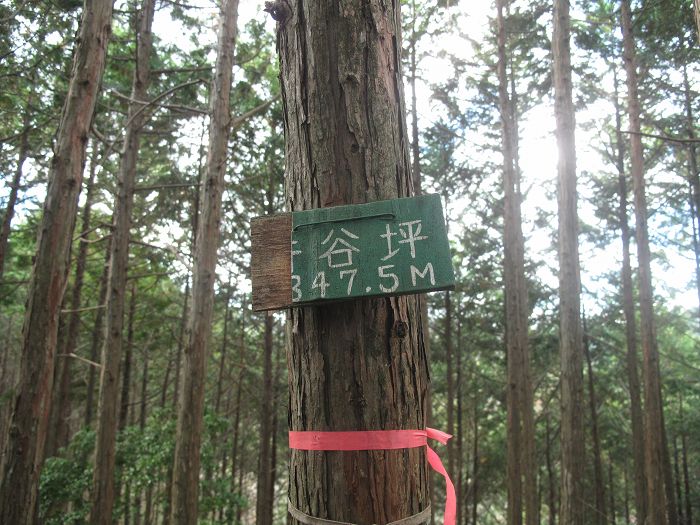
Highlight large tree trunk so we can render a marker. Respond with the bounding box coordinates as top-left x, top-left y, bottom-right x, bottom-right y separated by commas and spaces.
552, 0, 585, 523
272, 1, 430, 522
255, 313, 275, 525
169, 0, 239, 522
612, 66, 647, 525
620, 2, 670, 523
89, 0, 155, 520
497, 2, 537, 524
0, 0, 114, 520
